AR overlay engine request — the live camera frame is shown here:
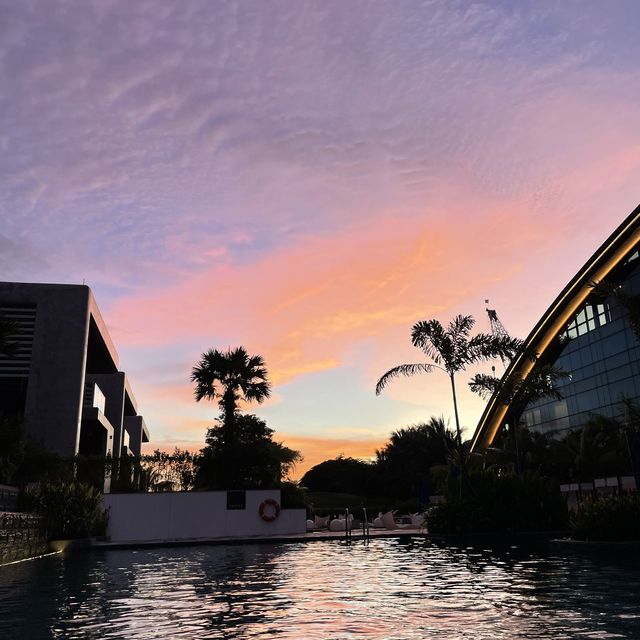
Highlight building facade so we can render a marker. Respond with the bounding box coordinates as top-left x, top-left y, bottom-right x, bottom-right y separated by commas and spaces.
521, 254, 640, 436
471, 204, 640, 451
0, 282, 149, 460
